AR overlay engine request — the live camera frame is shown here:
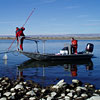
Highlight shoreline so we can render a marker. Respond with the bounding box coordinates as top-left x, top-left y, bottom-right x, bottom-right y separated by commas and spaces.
0, 77, 100, 100
0, 36, 100, 40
